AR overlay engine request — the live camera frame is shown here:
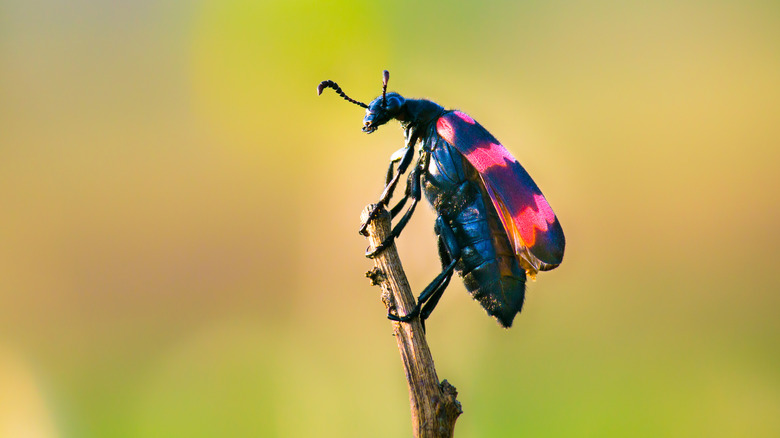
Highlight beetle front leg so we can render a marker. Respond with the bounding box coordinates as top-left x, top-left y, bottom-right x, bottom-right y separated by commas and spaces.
358, 130, 419, 235
365, 153, 425, 258
380, 128, 418, 205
